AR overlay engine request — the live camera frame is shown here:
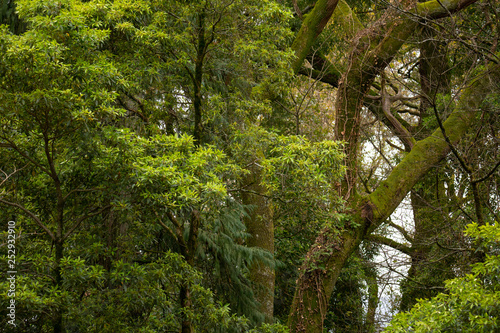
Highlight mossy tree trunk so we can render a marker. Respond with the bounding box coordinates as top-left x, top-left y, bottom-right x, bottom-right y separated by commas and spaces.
290, 0, 340, 73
